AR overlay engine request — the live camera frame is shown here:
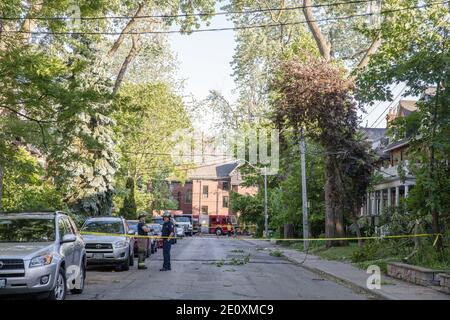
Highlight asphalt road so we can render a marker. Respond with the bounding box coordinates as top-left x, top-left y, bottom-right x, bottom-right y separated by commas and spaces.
68, 236, 370, 300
